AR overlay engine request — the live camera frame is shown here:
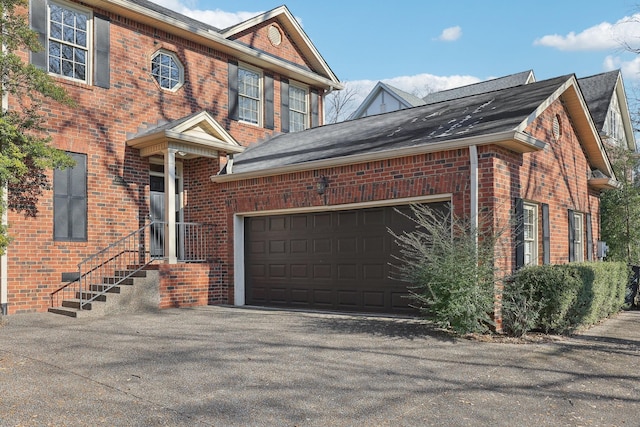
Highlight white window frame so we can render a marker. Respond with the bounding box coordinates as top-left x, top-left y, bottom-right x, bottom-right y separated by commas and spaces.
150, 49, 184, 92
238, 64, 262, 126
289, 83, 309, 132
573, 212, 584, 262
47, 0, 92, 84
523, 203, 538, 266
